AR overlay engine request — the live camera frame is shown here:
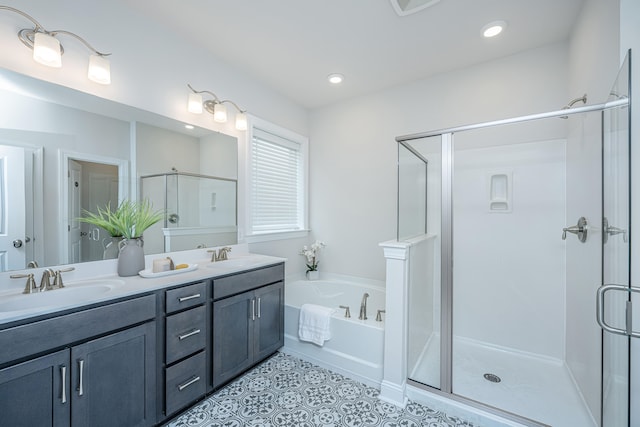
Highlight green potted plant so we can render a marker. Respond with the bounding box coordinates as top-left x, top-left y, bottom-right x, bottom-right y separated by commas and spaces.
78, 199, 163, 276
